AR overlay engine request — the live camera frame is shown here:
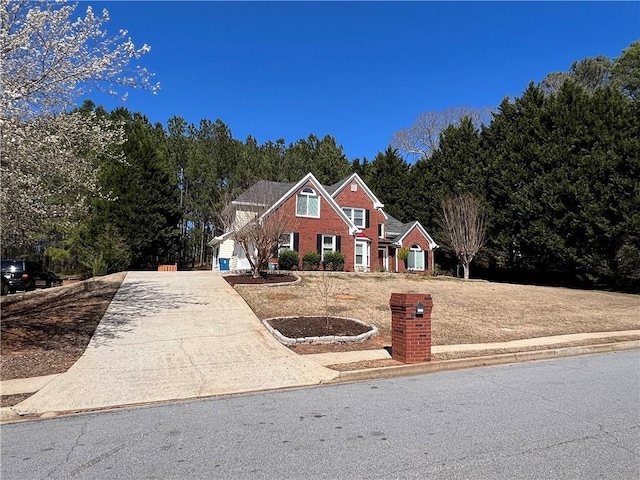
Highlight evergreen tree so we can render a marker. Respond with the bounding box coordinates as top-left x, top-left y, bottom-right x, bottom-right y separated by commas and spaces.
611, 40, 640, 100
367, 147, 411, 222
93, 109, 181, 268
411, 117, 486, 231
